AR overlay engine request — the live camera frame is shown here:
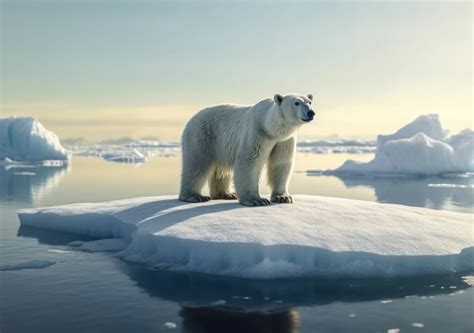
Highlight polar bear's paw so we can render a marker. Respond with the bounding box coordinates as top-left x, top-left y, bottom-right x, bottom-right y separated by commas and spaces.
179, 194, 212, 203
212, 193, 238, 200
241, 198, 271, 207
271, 195, 294, 204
